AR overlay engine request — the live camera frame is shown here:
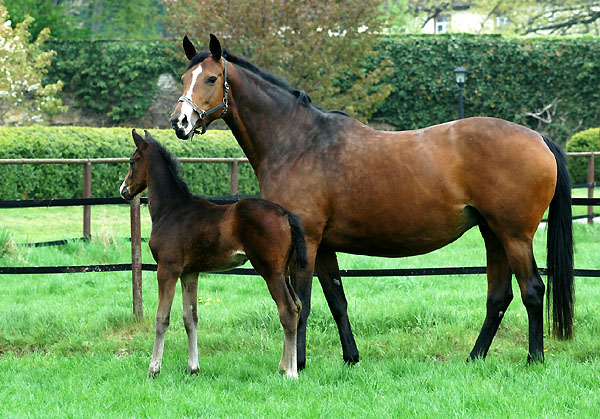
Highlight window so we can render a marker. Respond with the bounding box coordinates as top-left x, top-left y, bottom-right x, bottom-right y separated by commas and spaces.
436, 16, 450, 34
